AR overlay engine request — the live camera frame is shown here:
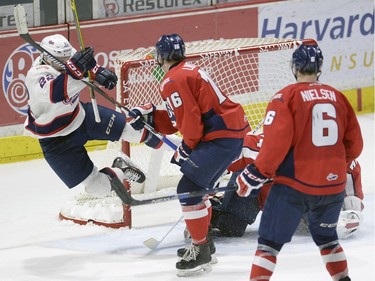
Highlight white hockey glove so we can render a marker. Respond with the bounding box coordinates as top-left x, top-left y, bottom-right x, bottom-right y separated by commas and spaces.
128, 103, 156, 131
236, 164, 267, 197
171, 140, 191, 166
